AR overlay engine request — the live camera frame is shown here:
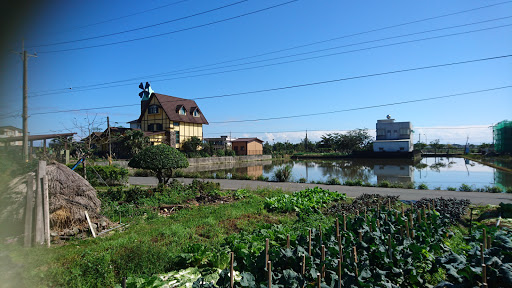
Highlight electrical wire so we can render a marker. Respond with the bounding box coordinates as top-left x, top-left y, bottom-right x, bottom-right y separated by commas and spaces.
29, 0, 512, 96
36, 0, 299, 54
28, 0, 248, 48
28, 21, 512, 98
27, 54, 512, 116
207, 85, 512, 124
